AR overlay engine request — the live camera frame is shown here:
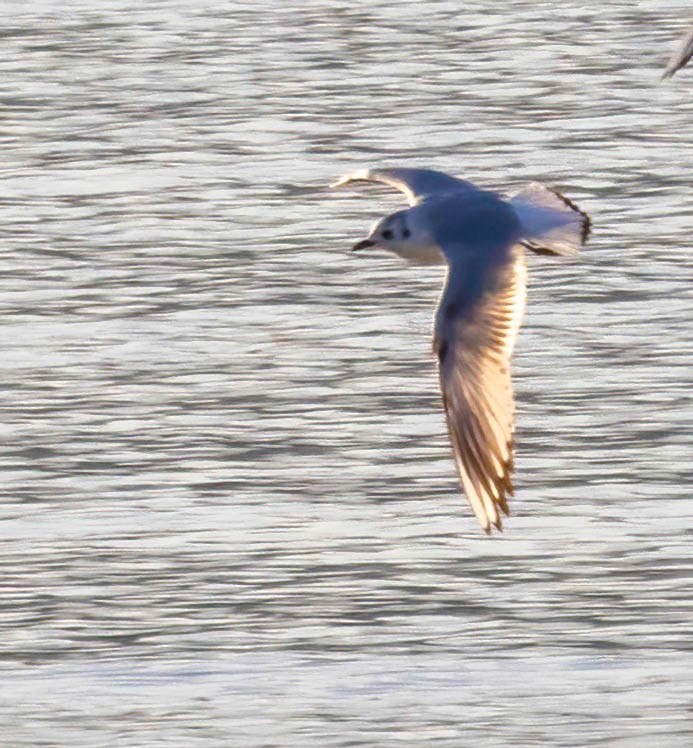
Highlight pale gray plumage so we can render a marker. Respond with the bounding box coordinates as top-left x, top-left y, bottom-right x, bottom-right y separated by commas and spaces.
333, 167, 590, 532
